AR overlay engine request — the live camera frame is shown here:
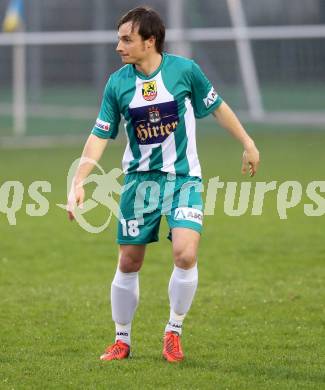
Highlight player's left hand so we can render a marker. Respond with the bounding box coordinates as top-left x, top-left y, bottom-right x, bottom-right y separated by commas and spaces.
242, 143, 260, 177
